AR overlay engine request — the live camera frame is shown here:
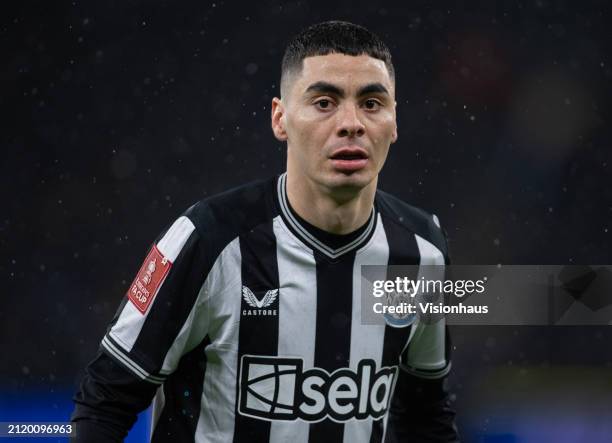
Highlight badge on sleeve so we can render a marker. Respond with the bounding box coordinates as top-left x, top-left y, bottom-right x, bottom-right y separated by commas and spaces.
127, 245, 172, 314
